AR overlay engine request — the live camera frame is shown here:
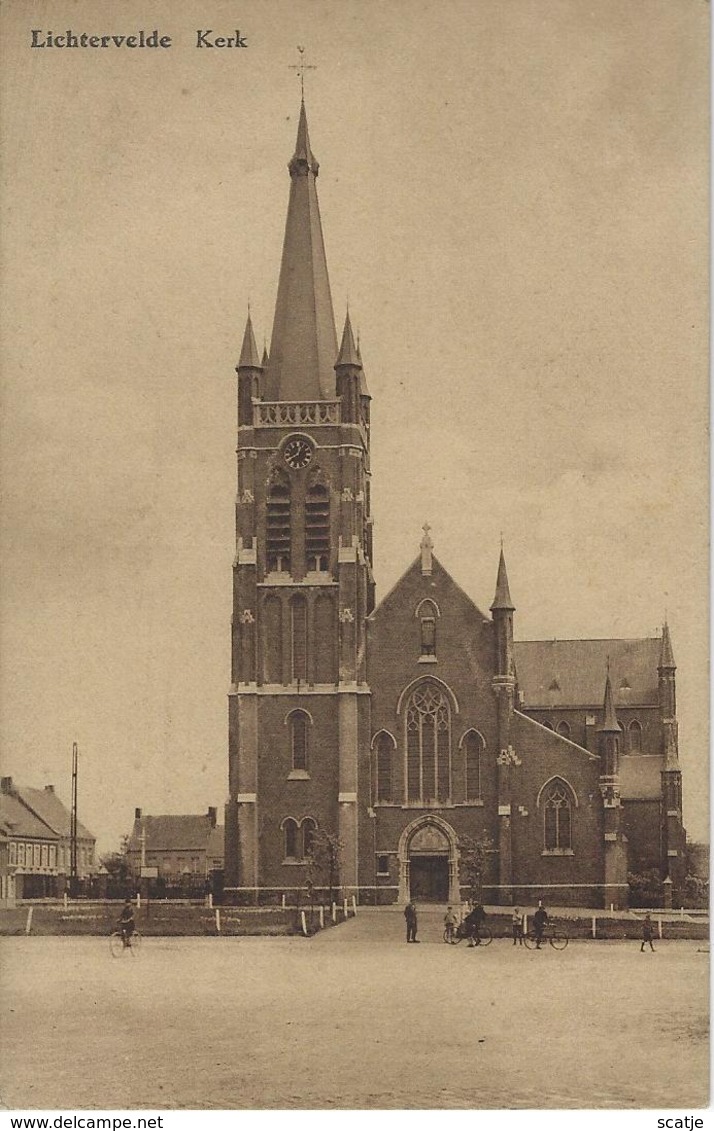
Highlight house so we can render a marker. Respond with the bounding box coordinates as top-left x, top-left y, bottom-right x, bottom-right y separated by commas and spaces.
126, 807, 224, 883
0, 777, 96, 898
